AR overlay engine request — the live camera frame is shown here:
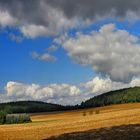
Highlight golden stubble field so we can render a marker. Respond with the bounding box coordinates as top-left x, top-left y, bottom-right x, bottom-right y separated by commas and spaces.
0, 103, 140, 140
